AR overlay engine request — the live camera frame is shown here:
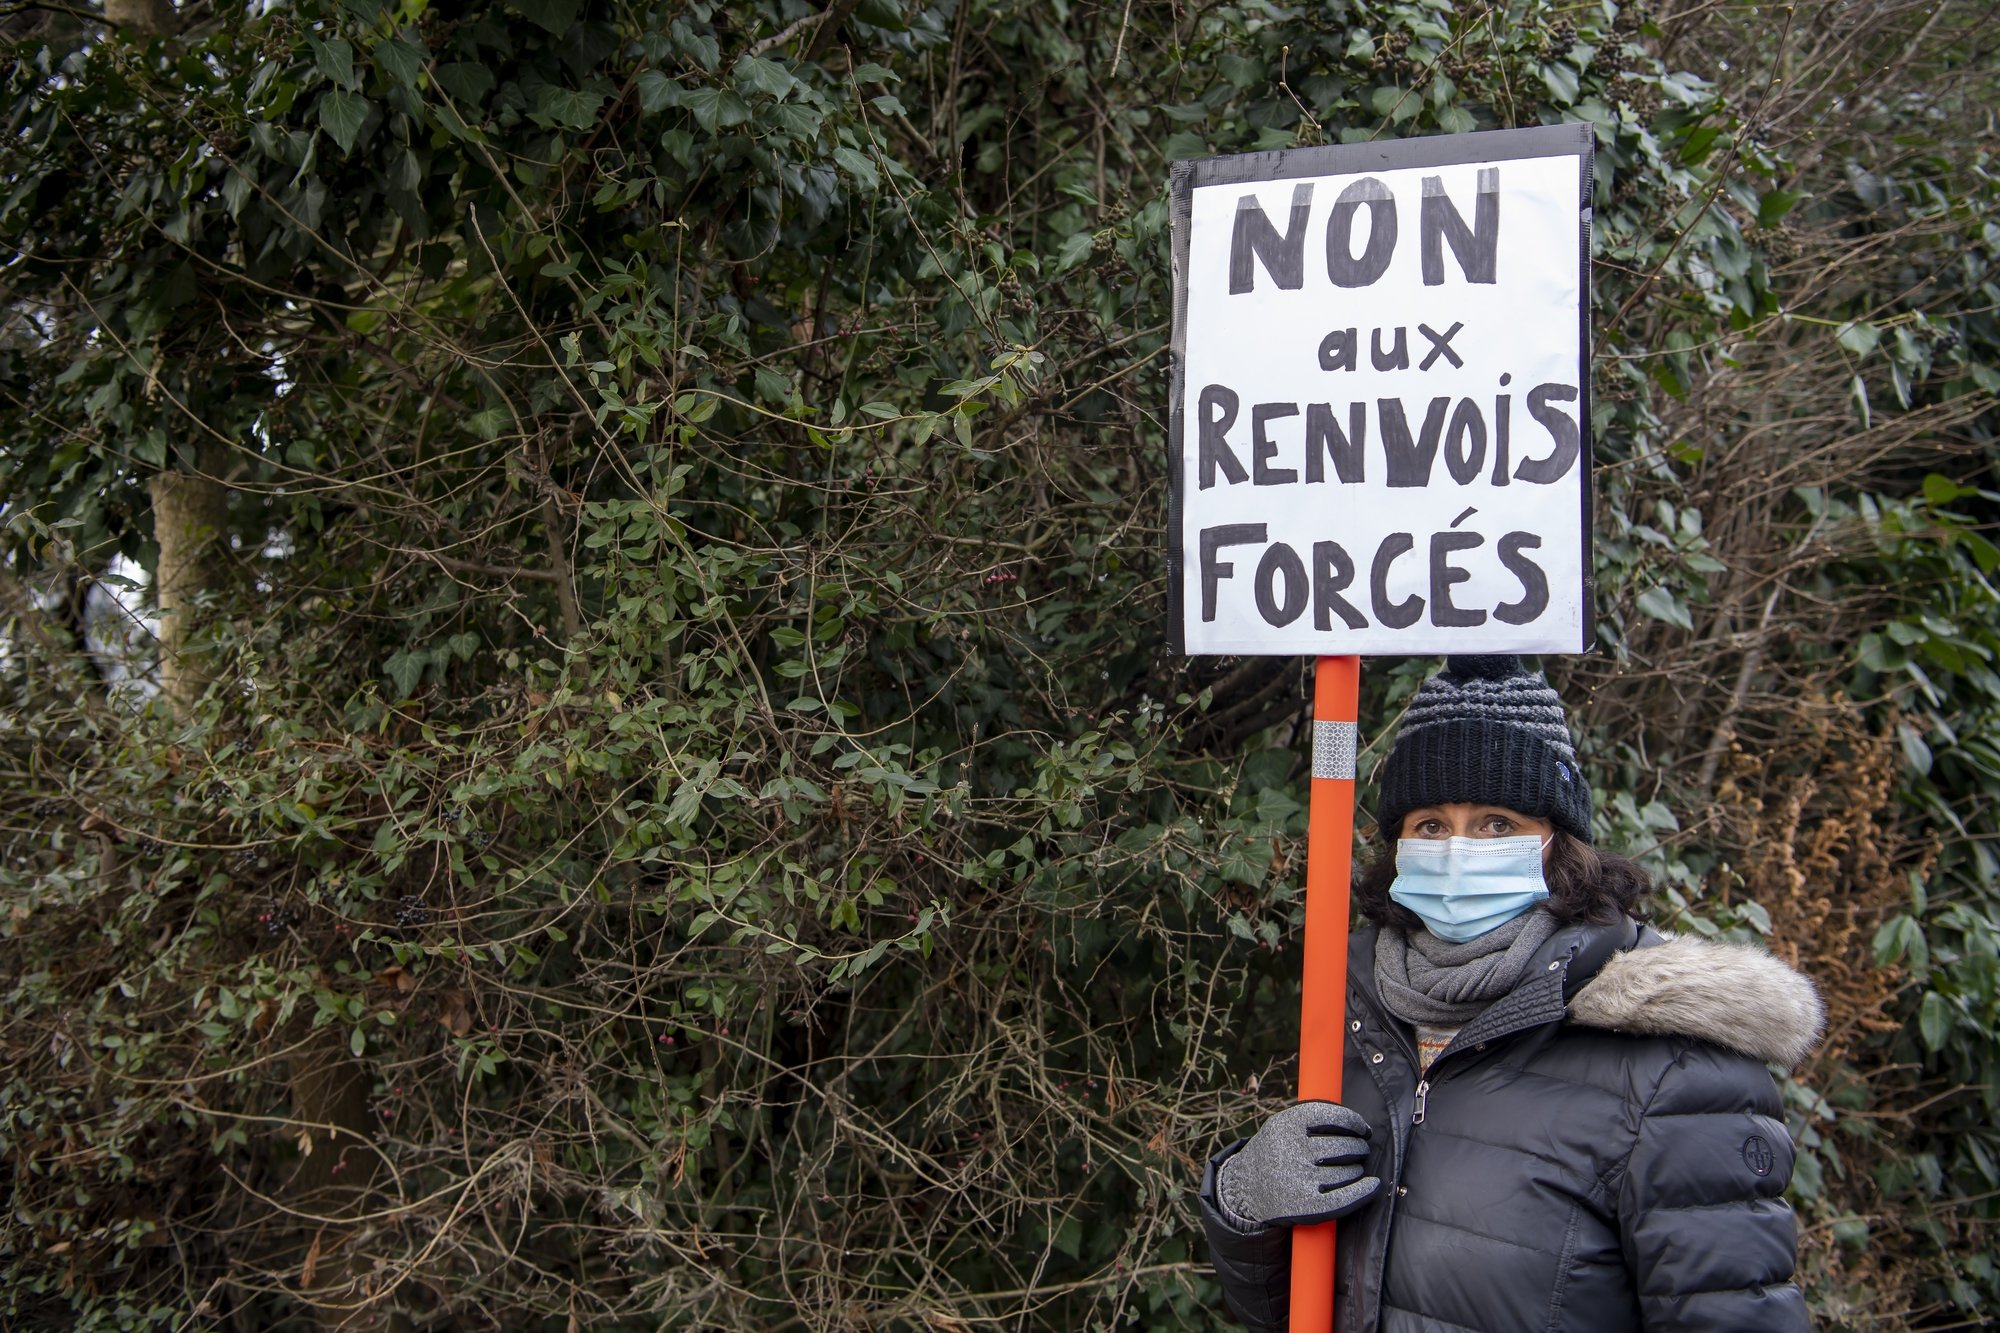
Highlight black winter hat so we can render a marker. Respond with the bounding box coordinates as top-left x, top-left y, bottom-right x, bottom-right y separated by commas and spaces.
1375, 655, 1593, 842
